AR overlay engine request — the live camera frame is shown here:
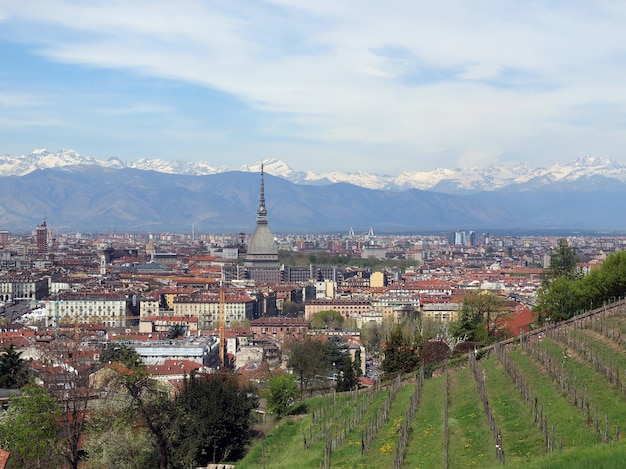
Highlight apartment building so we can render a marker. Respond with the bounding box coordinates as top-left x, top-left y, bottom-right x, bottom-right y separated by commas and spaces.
249, 317, 309, 342
44, 291, 131, 328
304, 298, 371, 321
0, 275, 49, 302
173, 292, 256, 329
